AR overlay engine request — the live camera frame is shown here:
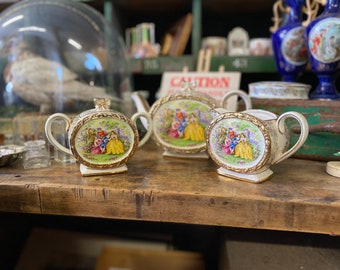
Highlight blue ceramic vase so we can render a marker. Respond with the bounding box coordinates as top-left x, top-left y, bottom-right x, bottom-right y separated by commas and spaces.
305, 0, 340, 99
271, 0, 308, 82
